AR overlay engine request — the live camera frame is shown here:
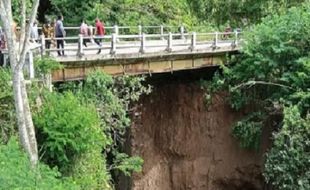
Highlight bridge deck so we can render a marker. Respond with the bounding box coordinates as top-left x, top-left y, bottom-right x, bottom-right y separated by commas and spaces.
1, 29, 242, 81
